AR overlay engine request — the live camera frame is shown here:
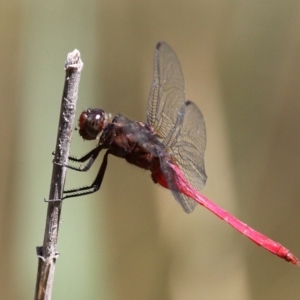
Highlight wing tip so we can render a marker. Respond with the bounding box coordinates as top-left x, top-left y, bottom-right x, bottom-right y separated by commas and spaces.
156, 41, 162, 50
156, 41, 169, 50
